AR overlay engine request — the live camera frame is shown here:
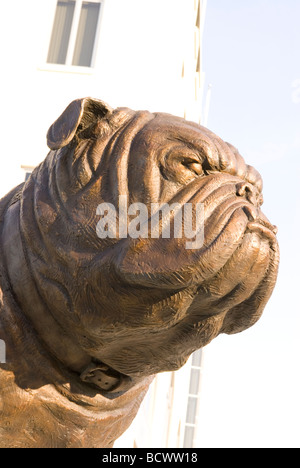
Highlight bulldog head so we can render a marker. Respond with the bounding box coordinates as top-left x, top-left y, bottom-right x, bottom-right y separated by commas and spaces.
21, 98, 279, 384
